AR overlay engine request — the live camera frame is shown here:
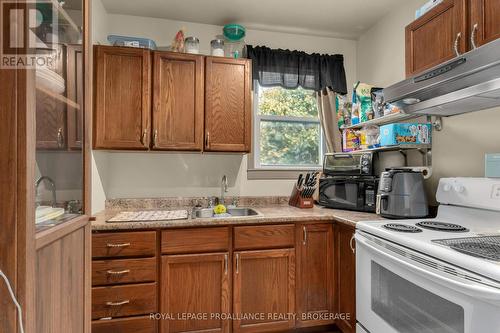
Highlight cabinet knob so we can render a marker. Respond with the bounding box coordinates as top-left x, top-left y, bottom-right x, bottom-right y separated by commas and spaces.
350, 235, 356, 254
141, 128, 148, 146
57, 127, 64, 148
153, 129, 158, 147
205, 132, 210, 148
453, 32, 462, 57
471, 23, 479, 50
235, 253, 240, 274
224, 254, 228, 275
302, 226, 307, 245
